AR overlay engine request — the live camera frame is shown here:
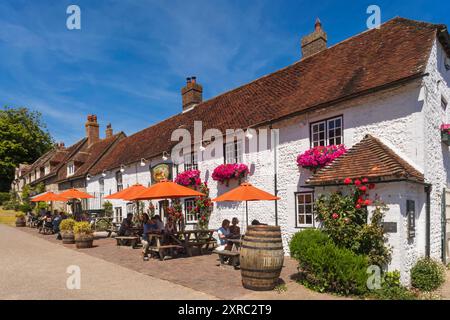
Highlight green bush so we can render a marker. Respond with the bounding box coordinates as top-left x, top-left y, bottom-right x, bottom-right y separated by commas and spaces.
95, 218, 111, 231
289, 229, 369, 295
411, 258, 446, 291
371, 270, 417, 300
0, 192, 10, 205
19, 203, 32, 213
73, 221, 93, 235
60, 218, 76, 232
3, 200, 20, 211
